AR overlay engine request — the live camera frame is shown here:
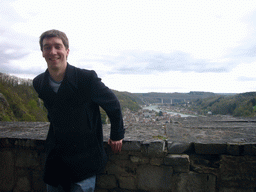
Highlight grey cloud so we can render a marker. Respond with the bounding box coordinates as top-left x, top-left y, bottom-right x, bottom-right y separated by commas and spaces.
0, 26, 39, 51
0, 1, 39, 52
0, 29, 42, 76
82, 50, 234, 75
0, 43, 28, 58
0, 43, 30, 74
